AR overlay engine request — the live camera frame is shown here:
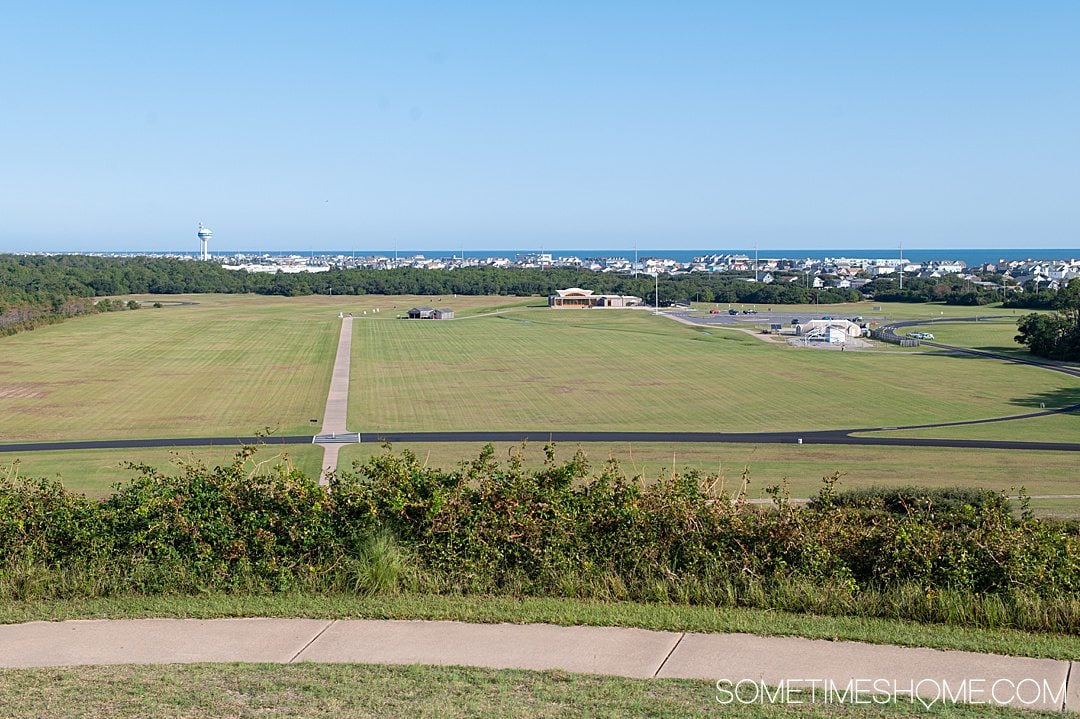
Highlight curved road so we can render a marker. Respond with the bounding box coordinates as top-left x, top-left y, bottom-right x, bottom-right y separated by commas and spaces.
879, 315, 1080, 379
